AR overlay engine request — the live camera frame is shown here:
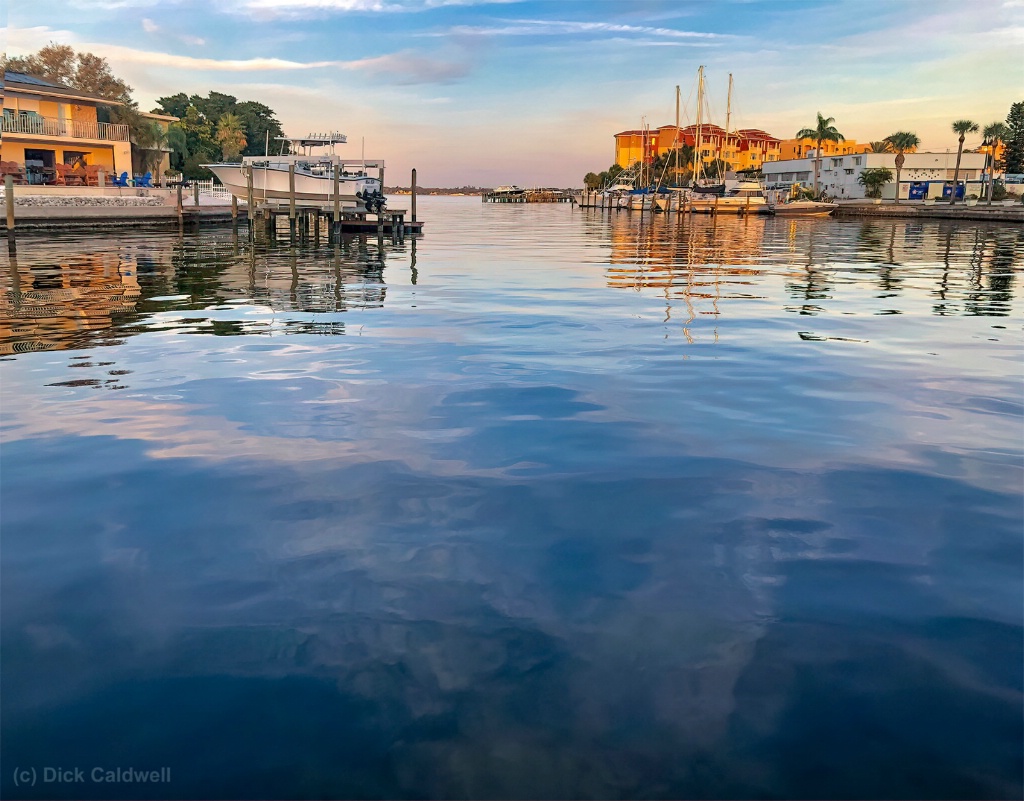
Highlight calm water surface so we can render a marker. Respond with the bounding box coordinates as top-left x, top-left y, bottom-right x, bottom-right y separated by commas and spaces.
1, 198, 1022, 799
